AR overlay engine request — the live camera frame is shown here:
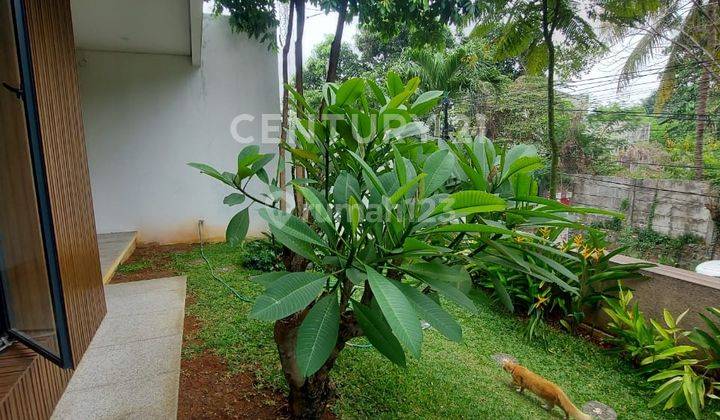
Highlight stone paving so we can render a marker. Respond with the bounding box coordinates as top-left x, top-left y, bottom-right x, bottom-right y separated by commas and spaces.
51, 277, 186, 419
